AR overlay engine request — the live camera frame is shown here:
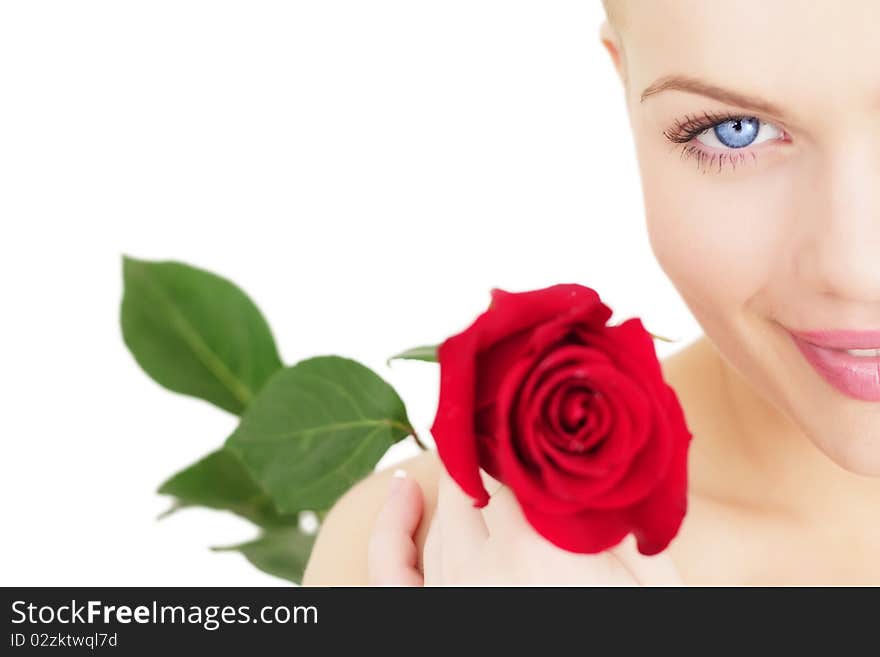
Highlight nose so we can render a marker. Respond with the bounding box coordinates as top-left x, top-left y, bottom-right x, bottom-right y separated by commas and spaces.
796, 140, 880, 303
